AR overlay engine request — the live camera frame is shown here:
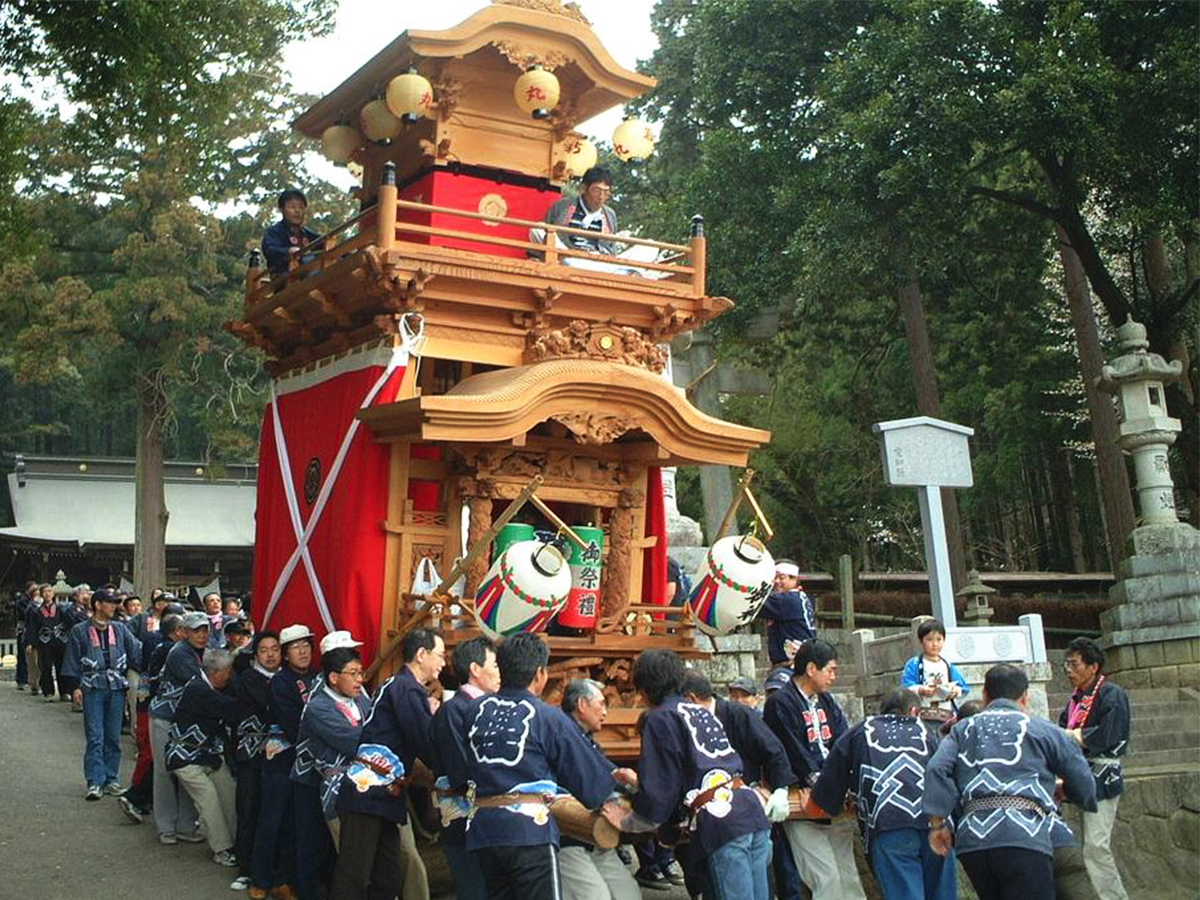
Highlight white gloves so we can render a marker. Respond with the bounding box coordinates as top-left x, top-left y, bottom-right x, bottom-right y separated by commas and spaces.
765, 787, 791, 823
